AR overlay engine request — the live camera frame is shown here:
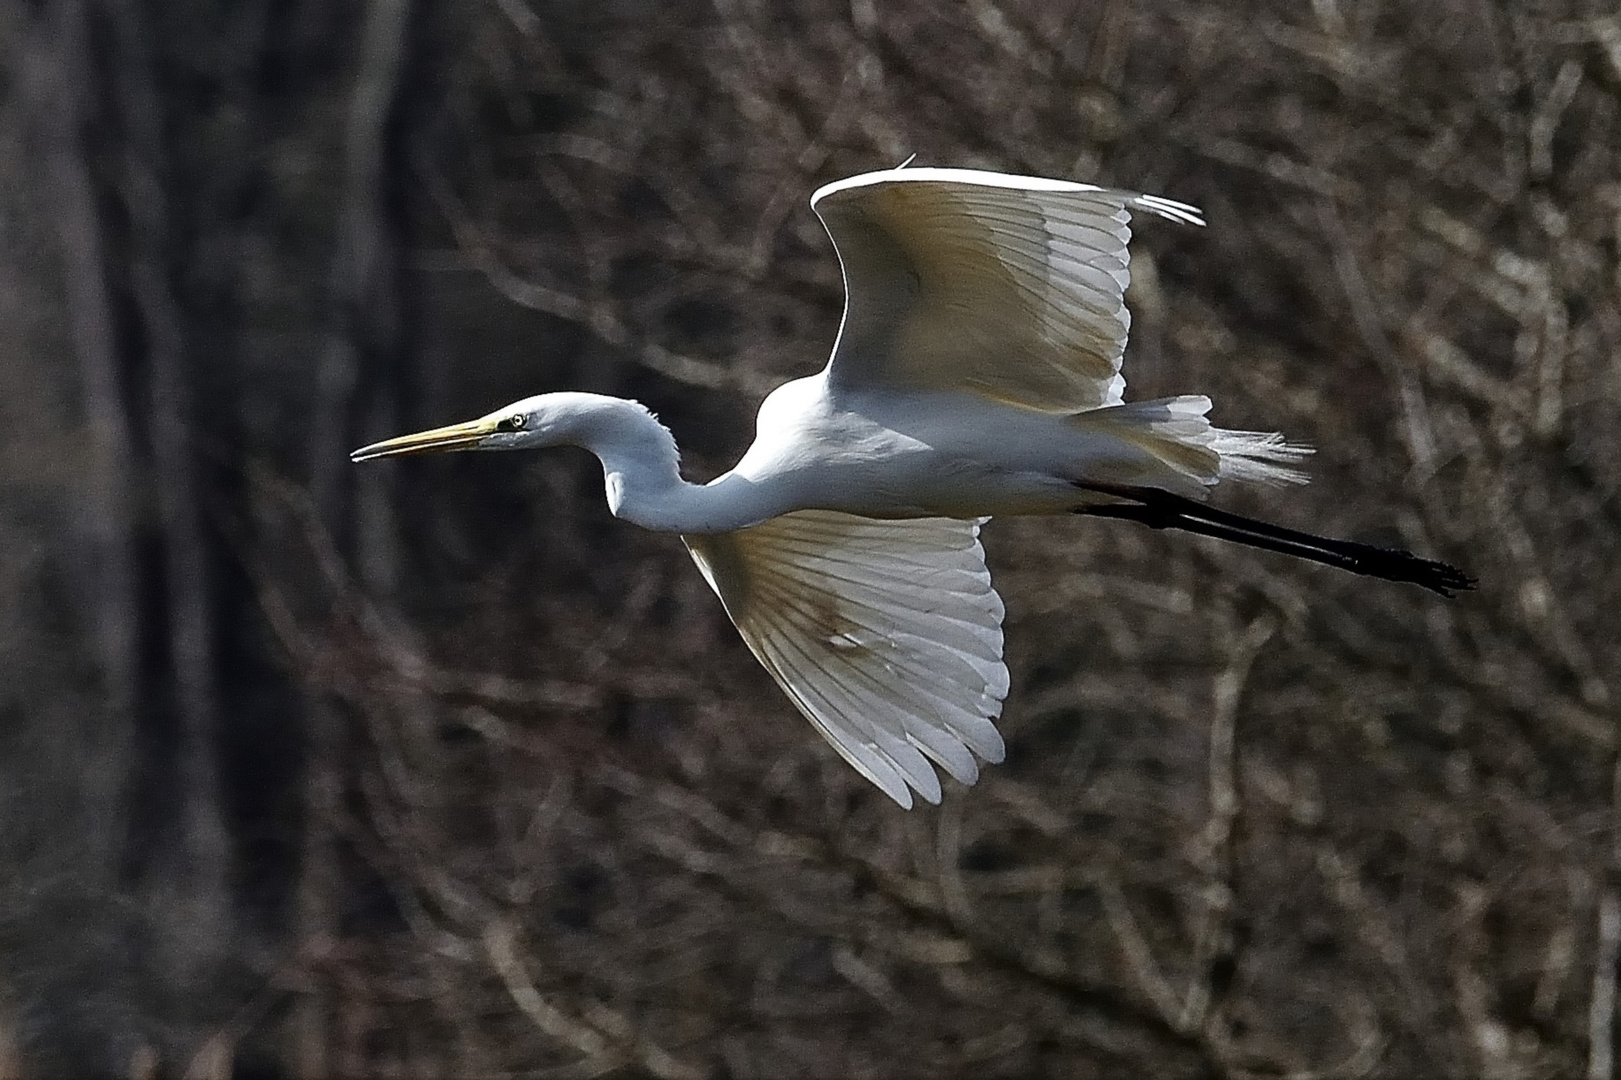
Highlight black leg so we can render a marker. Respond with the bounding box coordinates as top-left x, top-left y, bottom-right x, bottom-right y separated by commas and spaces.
1078, 485, 1476, 597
